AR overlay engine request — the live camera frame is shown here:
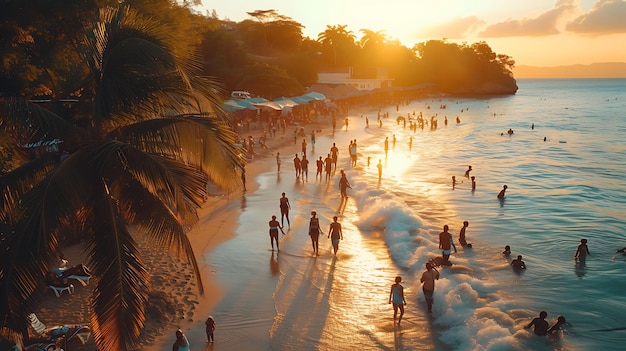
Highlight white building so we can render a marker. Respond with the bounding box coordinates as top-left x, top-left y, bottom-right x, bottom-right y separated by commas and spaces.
317, 67, 393, 90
